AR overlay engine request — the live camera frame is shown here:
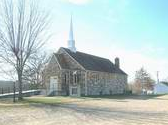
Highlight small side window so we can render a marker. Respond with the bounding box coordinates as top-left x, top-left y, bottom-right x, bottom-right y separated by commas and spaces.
95, 74, 99, 83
